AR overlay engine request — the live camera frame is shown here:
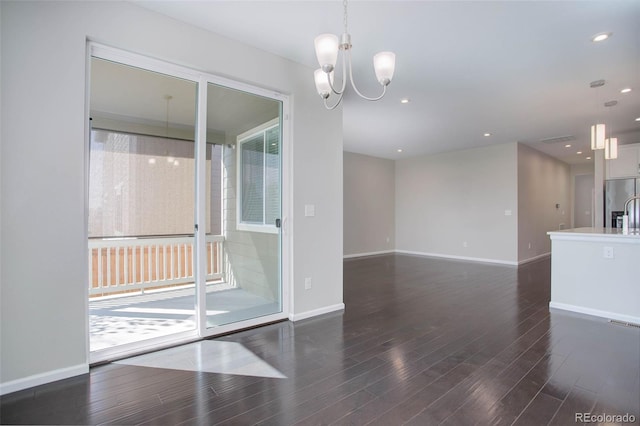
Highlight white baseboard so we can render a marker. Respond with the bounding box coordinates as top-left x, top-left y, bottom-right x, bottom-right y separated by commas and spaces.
395, 249, 518, 266
289, 303, 345, 322
549, 301, 640, 325
0, 363, 89, 396
517, 252, 551, 265
343, 250, 394, 259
